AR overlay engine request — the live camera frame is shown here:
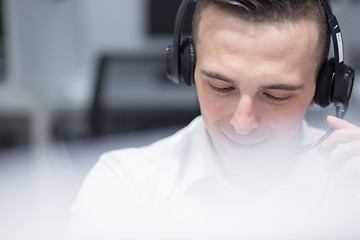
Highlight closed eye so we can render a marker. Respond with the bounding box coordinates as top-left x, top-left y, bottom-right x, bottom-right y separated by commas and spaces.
210, 85, 235, 93
263, 92, 291, 102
